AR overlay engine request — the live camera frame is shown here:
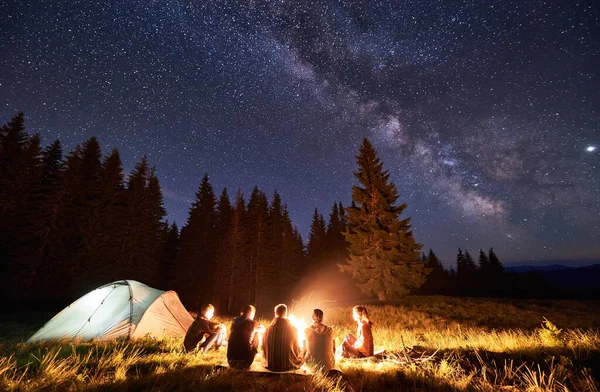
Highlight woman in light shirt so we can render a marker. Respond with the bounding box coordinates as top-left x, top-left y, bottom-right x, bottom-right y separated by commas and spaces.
340, 305, 373, 358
